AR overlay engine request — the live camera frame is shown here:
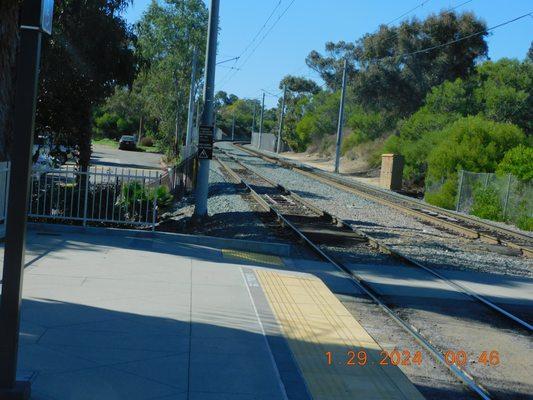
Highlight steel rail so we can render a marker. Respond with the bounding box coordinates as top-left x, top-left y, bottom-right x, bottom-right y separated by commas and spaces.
219, 149, 533, 331
234, 143, 533, 258
215, 152, 493, 400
